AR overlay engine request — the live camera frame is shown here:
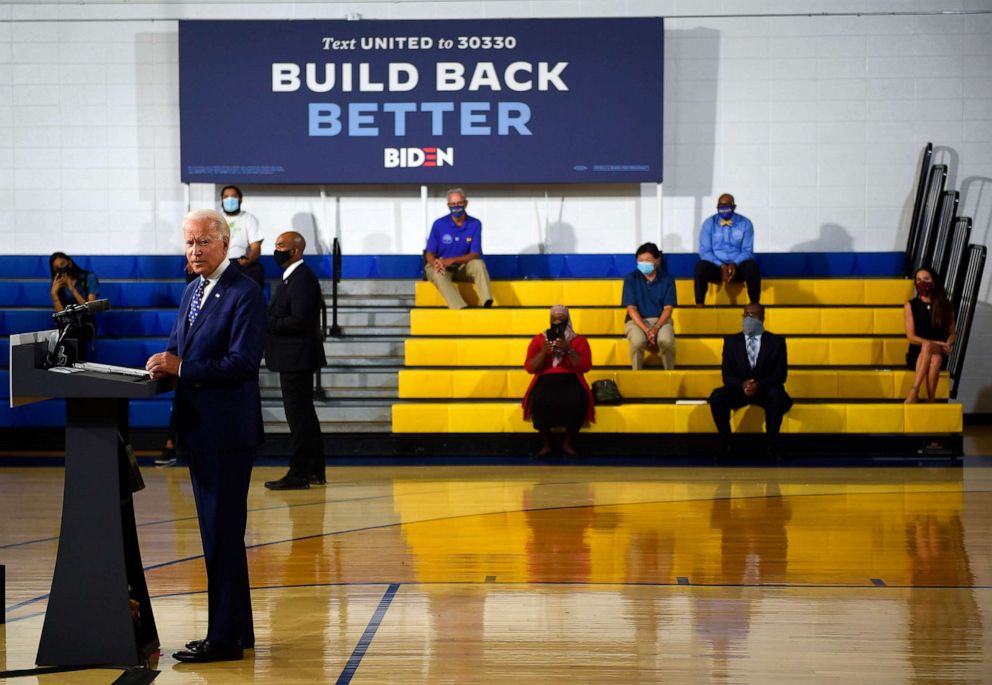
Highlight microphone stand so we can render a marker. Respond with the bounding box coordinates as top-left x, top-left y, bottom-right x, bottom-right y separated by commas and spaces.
46, 299, 110, 368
